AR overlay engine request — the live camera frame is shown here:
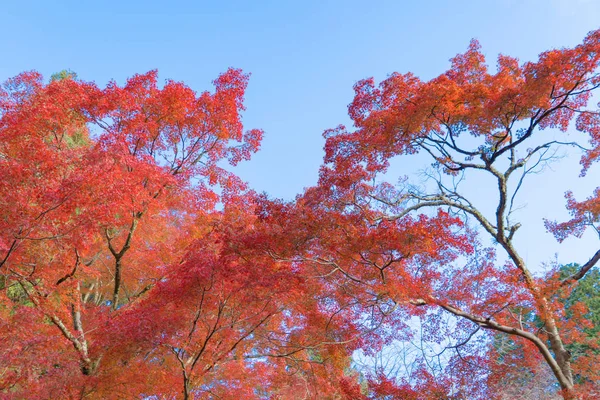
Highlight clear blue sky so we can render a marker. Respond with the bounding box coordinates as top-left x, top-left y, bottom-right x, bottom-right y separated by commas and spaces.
2, 0, 599, 269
